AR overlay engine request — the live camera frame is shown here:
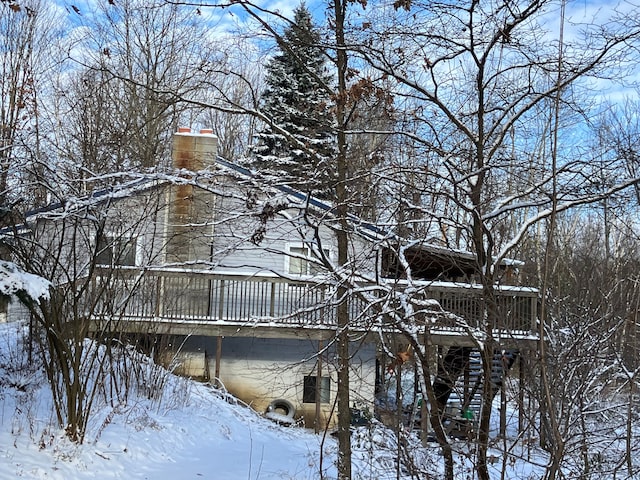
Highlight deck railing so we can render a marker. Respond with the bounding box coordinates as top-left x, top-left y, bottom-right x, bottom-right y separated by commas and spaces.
421, 284, 538, 334
89, 268, 538, 334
